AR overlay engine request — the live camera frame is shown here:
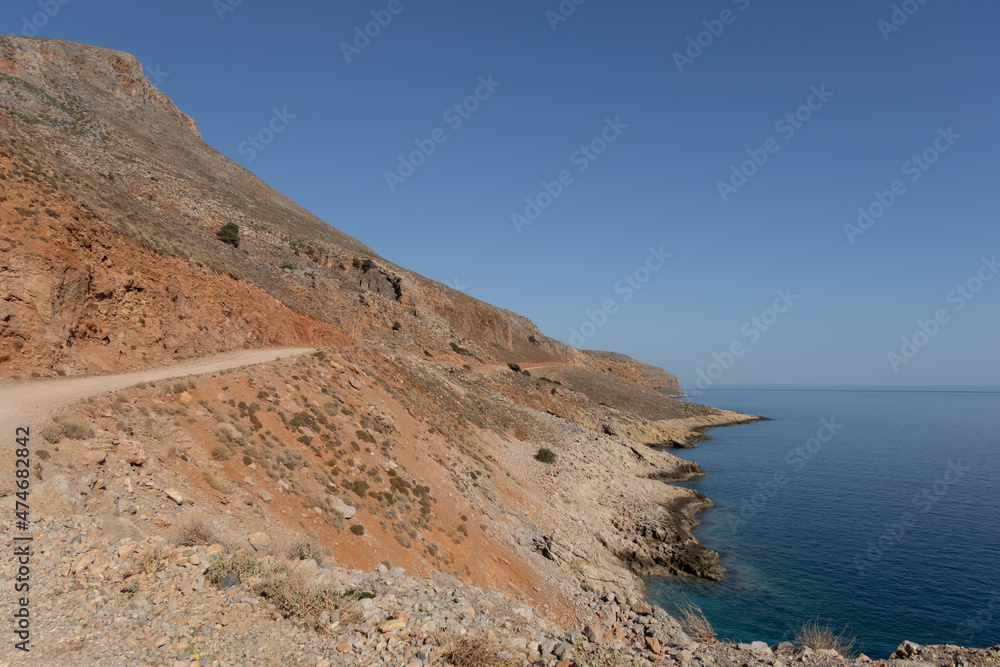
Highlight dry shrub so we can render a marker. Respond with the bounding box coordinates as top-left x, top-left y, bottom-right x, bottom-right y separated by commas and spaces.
676, 597, 716, 644
441, 634, 519, 667
283, 536, 330, 564
124, 543, 166, 577
205, 550, 262, 586
175, 518, 219, 547
325, 508, 345, 530
575, 644, 626, 667
39, 423, 64, 444
795, 619, 858, 657
59, 418, 91, 440
337, 593, 366, 625
39, 414, 93, 444
203, 470, 227, 491
206, 550, 360, 622
254, 566, 342, 619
